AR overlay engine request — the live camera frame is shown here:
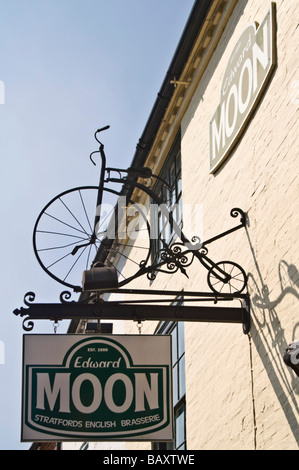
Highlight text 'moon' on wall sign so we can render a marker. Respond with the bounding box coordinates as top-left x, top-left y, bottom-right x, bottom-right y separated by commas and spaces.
209, 4, 276, 173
